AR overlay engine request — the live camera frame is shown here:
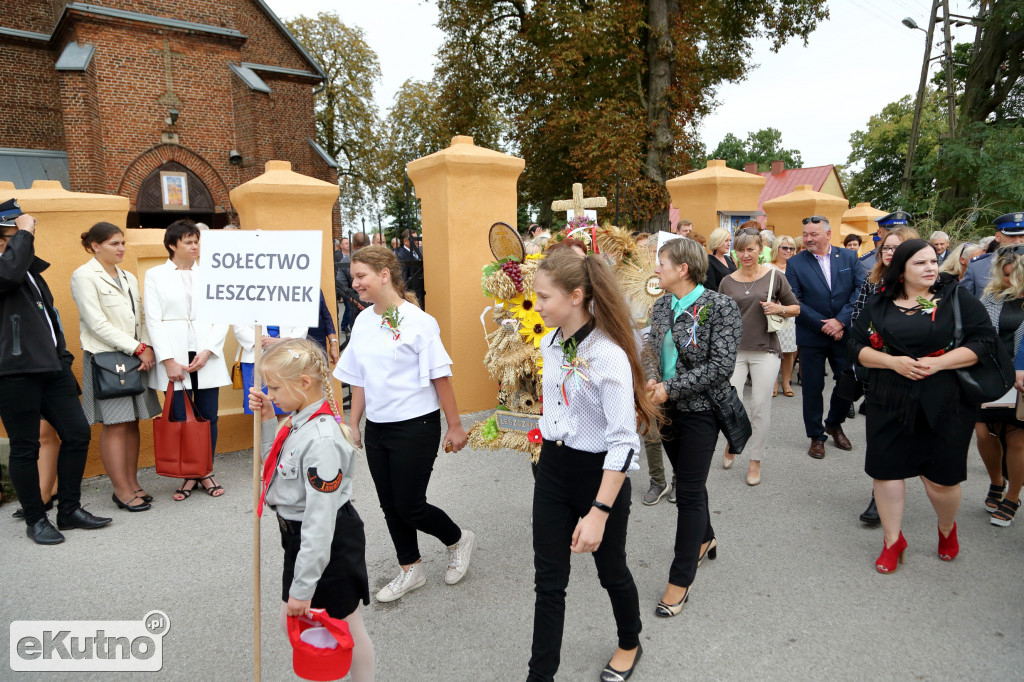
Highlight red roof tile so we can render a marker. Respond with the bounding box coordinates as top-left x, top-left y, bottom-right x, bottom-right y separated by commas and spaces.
757, 165, 843, 209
